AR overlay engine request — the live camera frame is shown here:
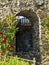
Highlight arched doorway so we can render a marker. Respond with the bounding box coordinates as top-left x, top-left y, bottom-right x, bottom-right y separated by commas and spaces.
16, 16, 33, 52
15, 10, 41, 63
